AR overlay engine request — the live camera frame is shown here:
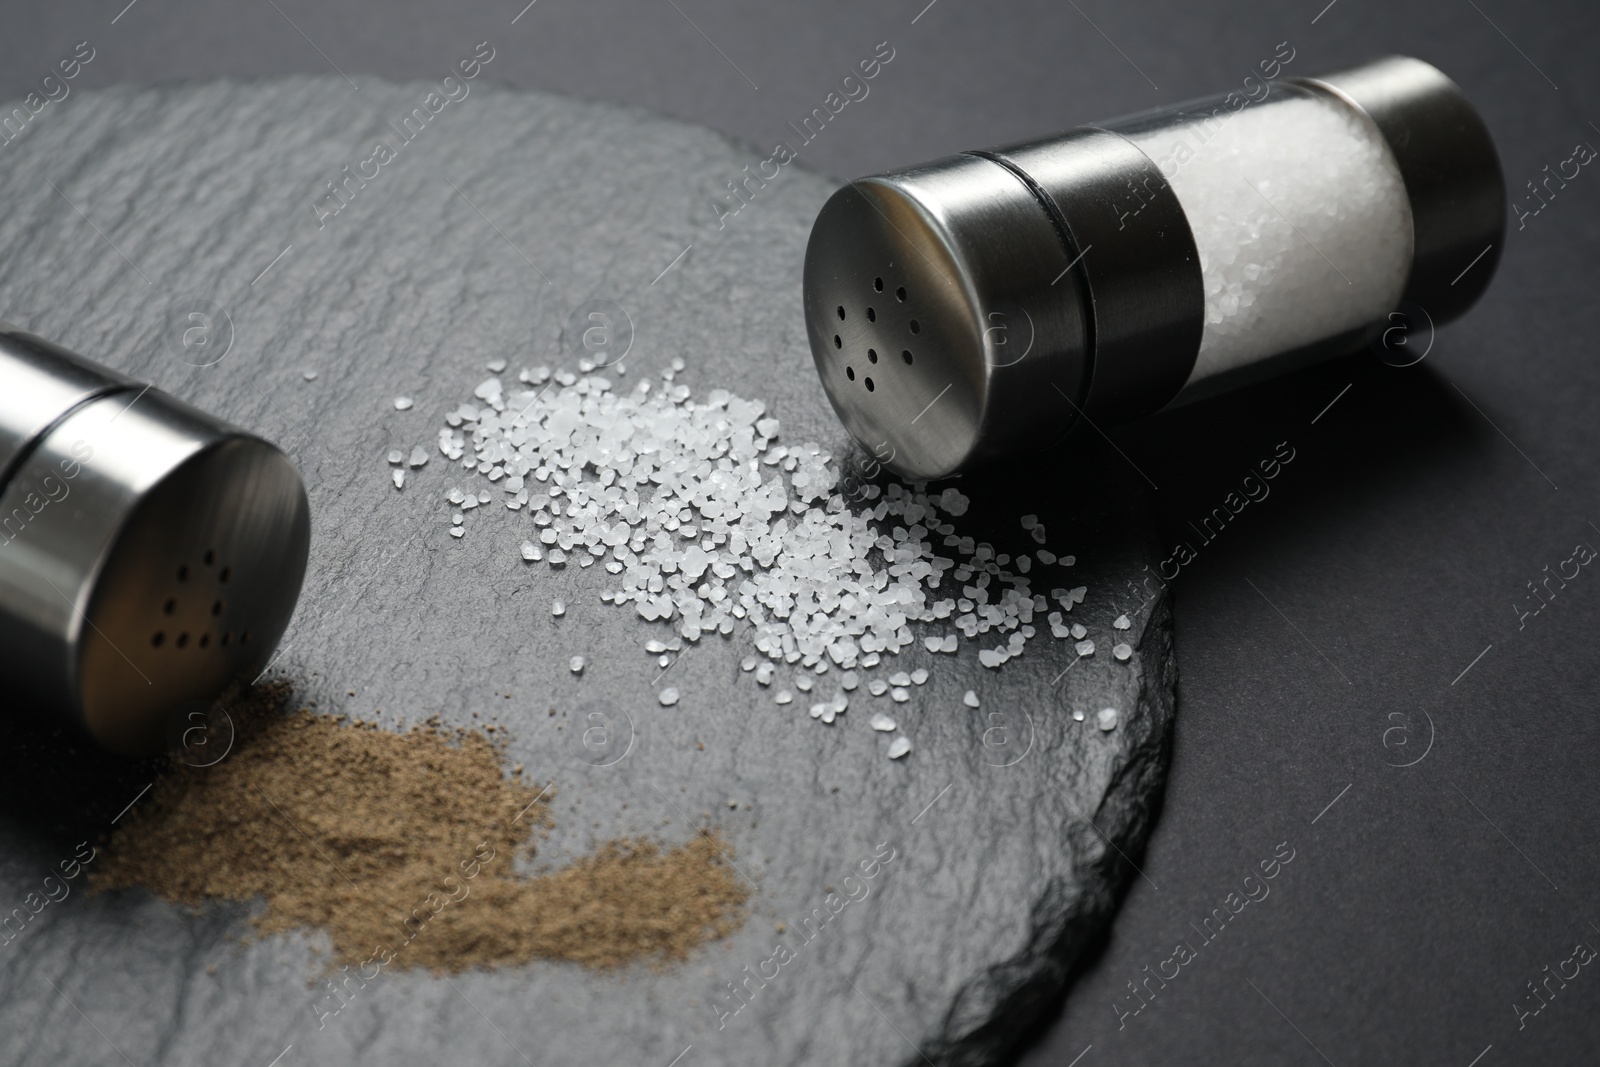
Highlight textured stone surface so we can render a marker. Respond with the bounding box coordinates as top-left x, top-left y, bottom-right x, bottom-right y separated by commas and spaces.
0, 78, 1175, 1066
